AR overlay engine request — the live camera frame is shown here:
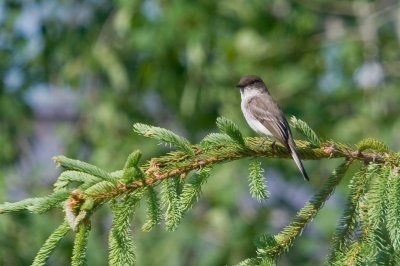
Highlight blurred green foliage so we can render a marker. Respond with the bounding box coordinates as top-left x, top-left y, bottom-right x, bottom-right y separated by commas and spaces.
1, 0, 399, 265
